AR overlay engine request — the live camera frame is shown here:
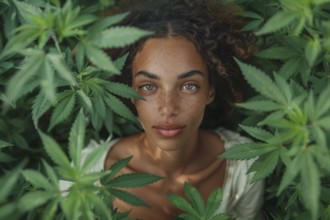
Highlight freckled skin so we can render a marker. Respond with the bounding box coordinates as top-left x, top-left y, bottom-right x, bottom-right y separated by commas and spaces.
132, 37, 213, 152
104, 37, 227, 220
